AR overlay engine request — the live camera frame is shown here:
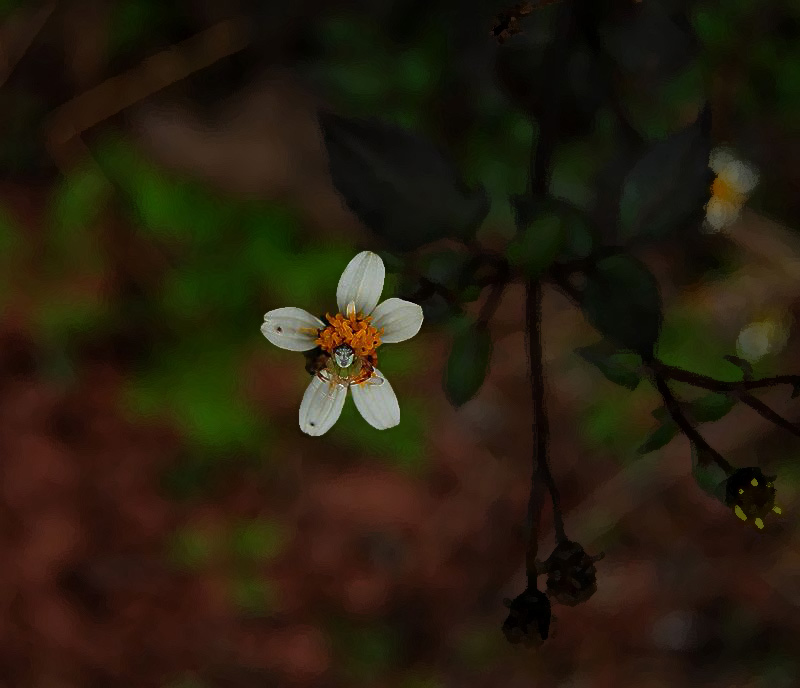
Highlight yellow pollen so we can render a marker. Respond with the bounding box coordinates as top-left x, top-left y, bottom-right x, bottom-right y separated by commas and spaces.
315, 309, 384, 359
755, 517, 764, 529
734, 505, 747, 521
711, 176, 746, 206
751, 478, 758, 486
773, 505, 782, 514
